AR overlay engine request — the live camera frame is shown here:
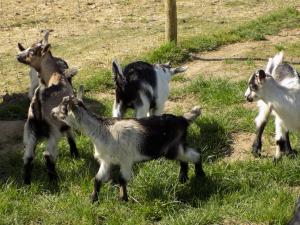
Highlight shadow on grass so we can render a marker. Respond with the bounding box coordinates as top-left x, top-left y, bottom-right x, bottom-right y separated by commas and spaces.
0, 92, 29, 120
0, 92, 107, 120
191, 118, 233, 162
